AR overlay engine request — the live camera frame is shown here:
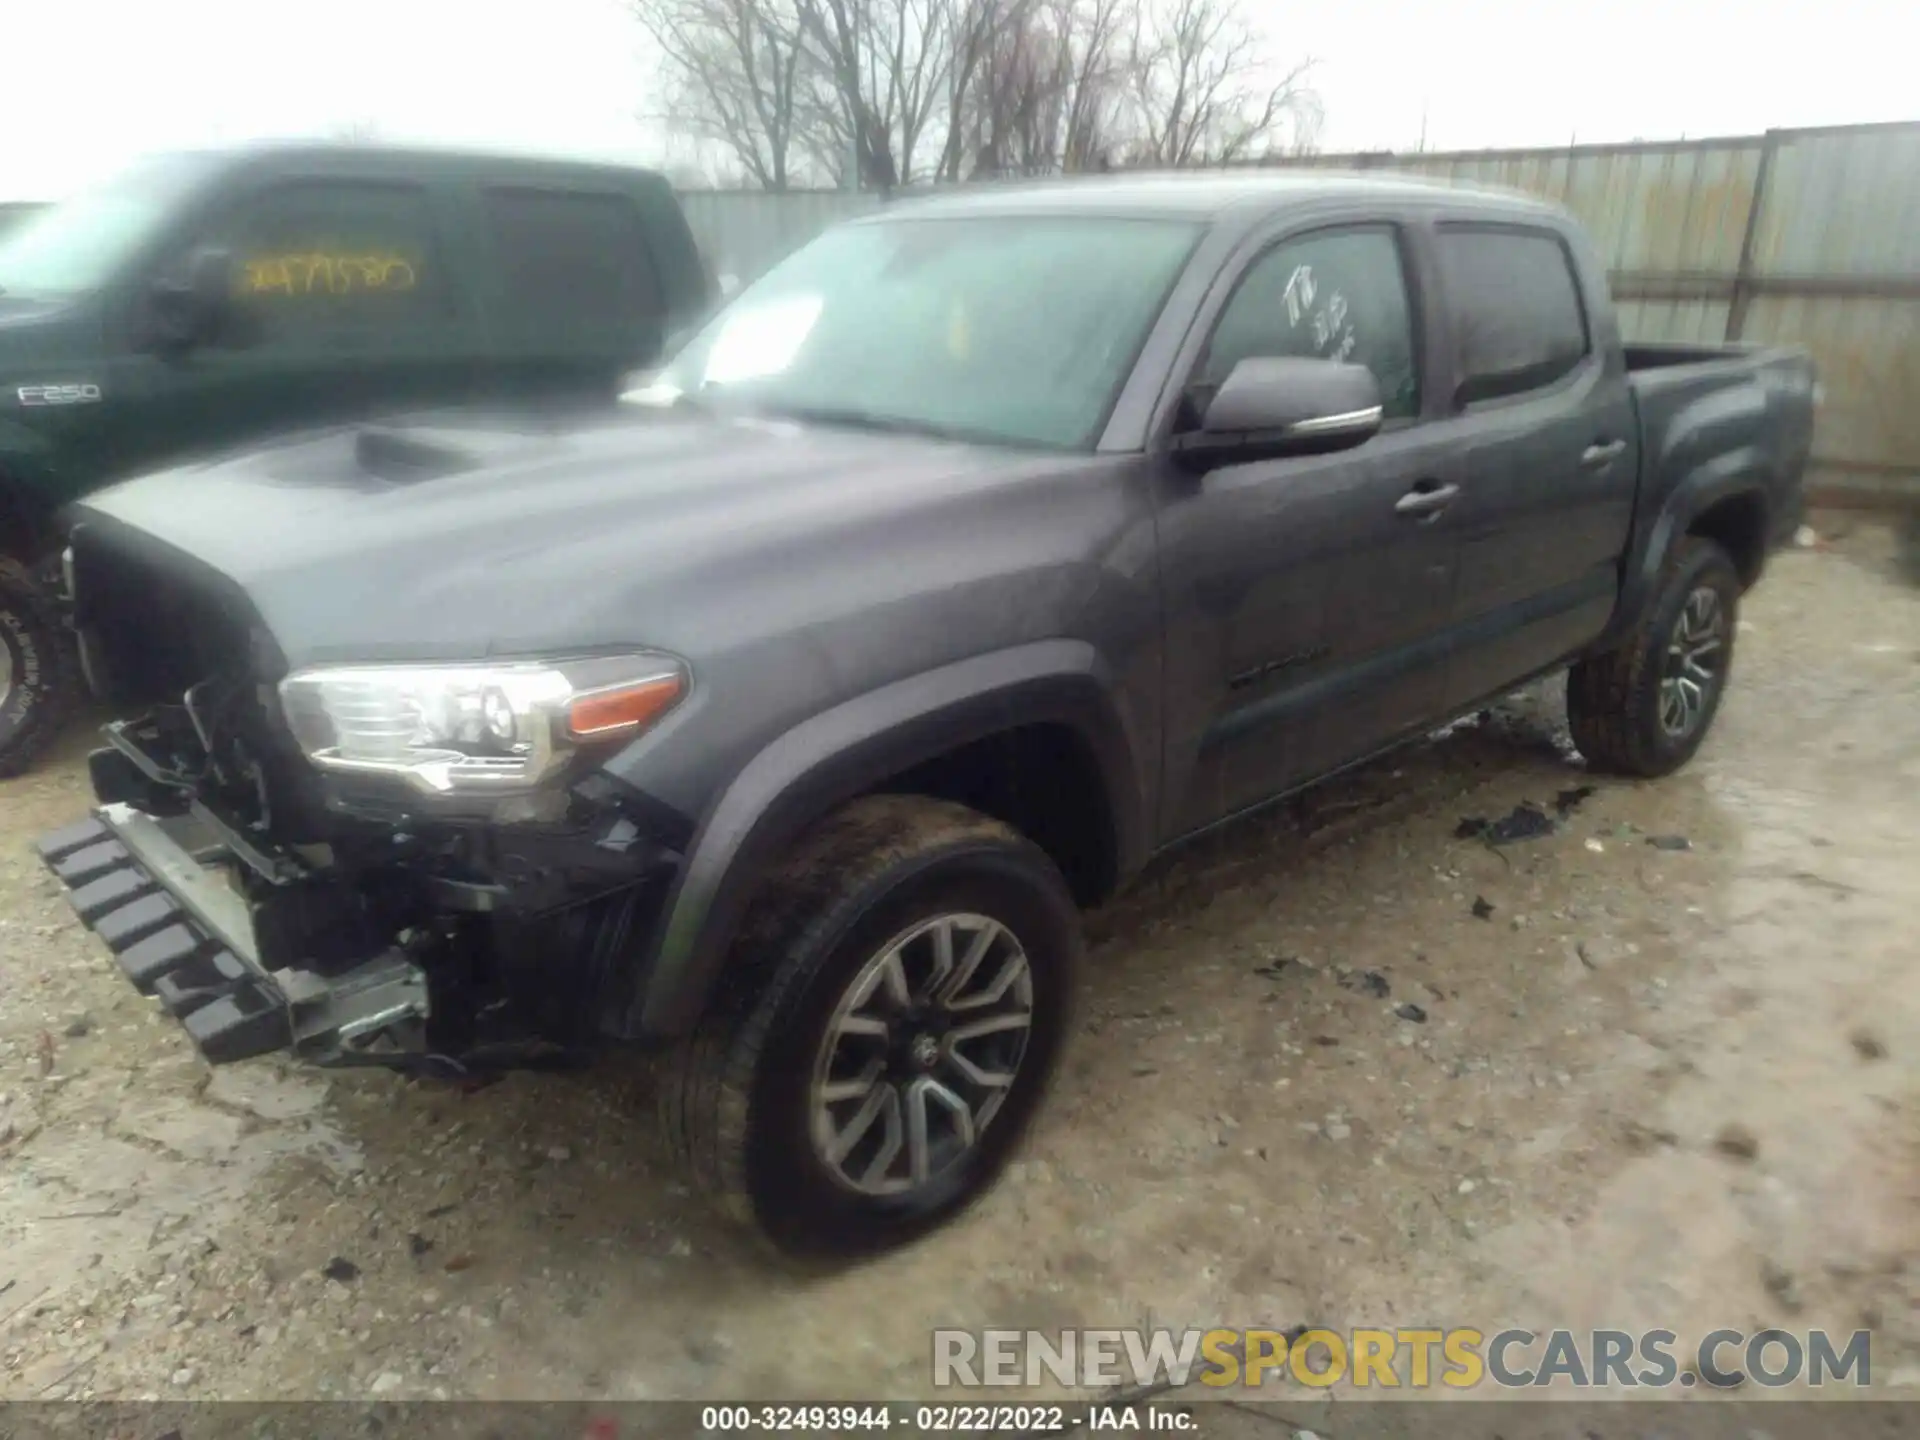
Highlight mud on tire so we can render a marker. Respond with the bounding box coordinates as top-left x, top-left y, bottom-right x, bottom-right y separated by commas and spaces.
0, 558, 76, 779
1567, 537, 1742, 778
658, 794, 1081, 1260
